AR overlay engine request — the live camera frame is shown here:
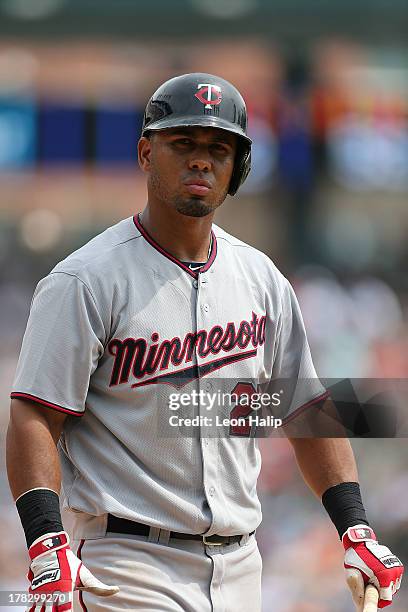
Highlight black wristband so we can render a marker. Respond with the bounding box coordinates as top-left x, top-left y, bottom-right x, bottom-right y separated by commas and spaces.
16, 488, 64, 548
322, 481, 369, 539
